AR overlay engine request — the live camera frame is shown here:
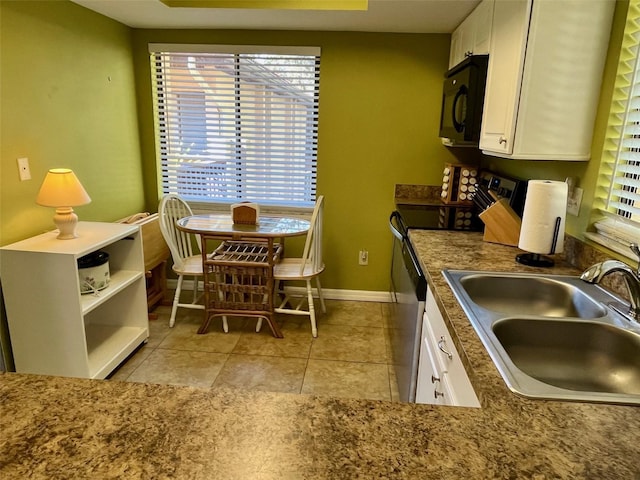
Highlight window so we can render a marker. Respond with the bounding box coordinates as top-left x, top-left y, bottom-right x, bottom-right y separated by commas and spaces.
149, 44, 321, 208
589, 2, 640, 259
